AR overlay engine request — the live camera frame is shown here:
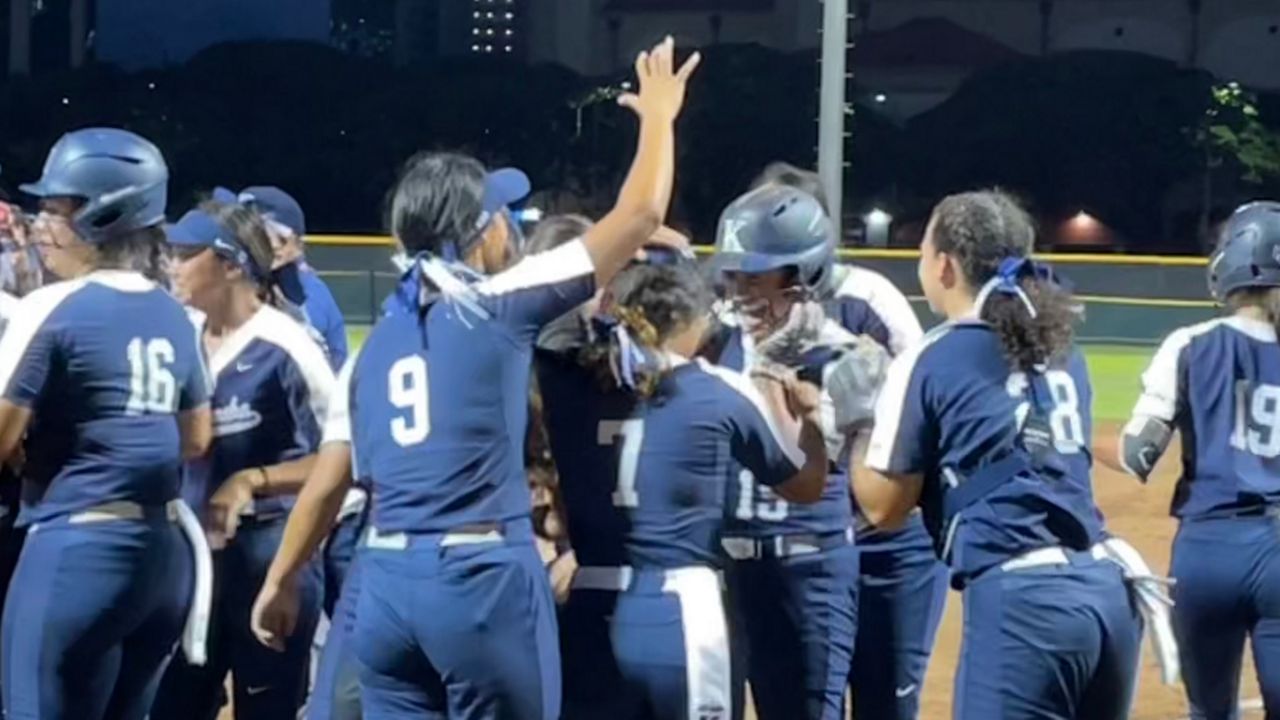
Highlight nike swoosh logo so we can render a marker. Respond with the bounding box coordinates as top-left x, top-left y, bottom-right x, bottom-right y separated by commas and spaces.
246, 685, 271, 696
236, 362, 253, 372
895, 684, 917, 699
